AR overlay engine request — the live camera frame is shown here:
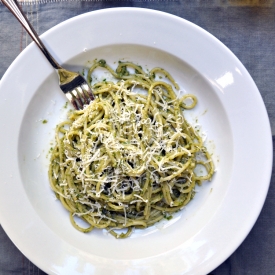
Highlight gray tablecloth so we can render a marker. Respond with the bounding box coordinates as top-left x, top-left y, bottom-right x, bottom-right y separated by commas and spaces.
0, 1, 275, 274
